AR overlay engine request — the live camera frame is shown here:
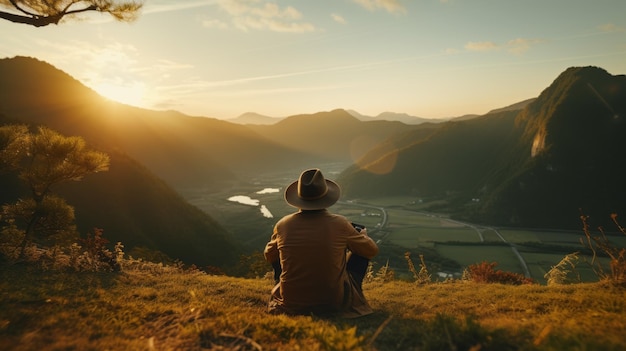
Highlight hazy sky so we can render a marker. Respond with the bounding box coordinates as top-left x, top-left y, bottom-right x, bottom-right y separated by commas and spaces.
1, 0, 625, 119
